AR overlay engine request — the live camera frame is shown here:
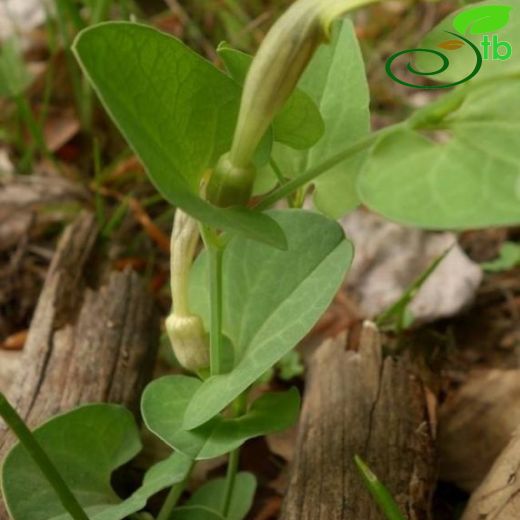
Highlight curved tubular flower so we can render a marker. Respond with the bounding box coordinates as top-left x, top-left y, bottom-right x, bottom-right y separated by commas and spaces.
207, 0, 378, 207
230, 0, 378, 169
167, 209, 209, 372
